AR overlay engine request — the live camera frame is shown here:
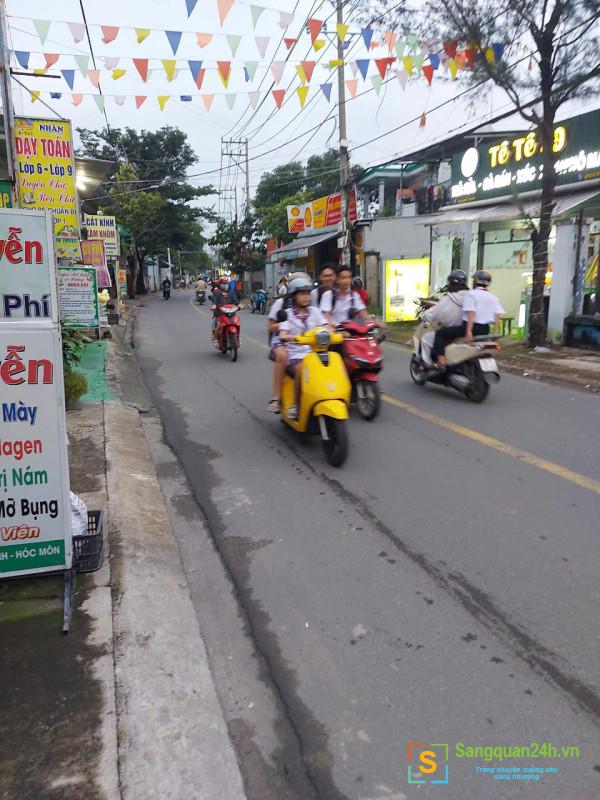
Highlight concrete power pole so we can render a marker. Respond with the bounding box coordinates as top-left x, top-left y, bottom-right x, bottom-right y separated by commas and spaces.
336, 0, 351, 265
0, 0, 19, 205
